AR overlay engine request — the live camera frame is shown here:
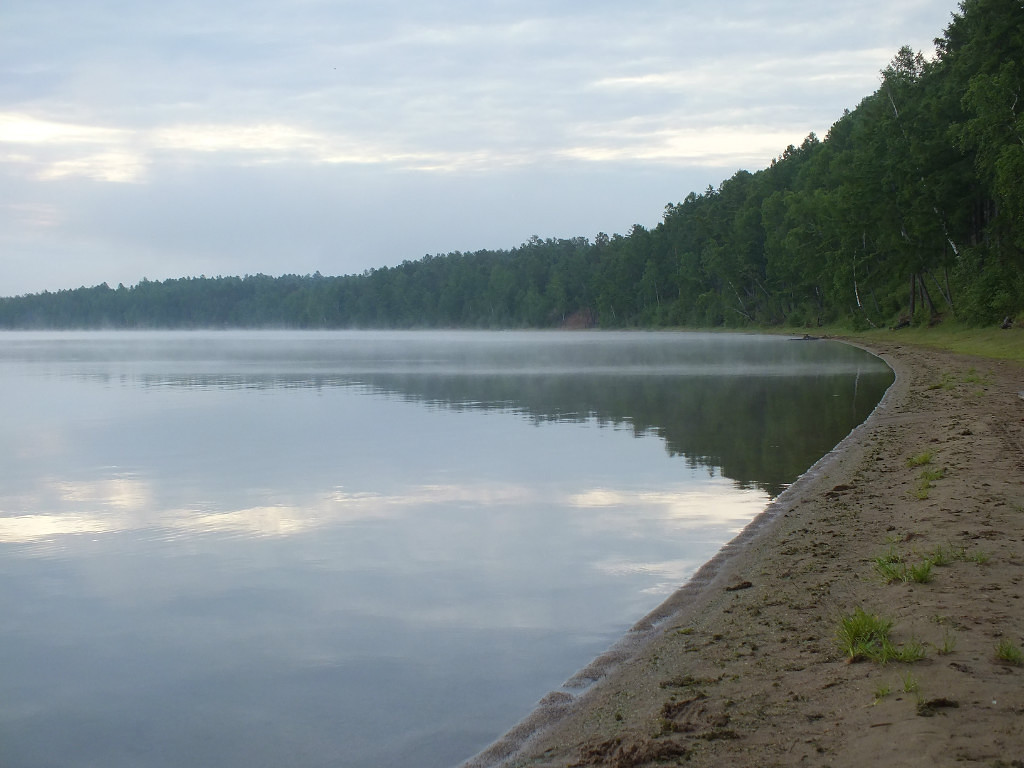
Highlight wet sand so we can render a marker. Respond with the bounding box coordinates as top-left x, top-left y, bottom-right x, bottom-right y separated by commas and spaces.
464, 338, 1024, 767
